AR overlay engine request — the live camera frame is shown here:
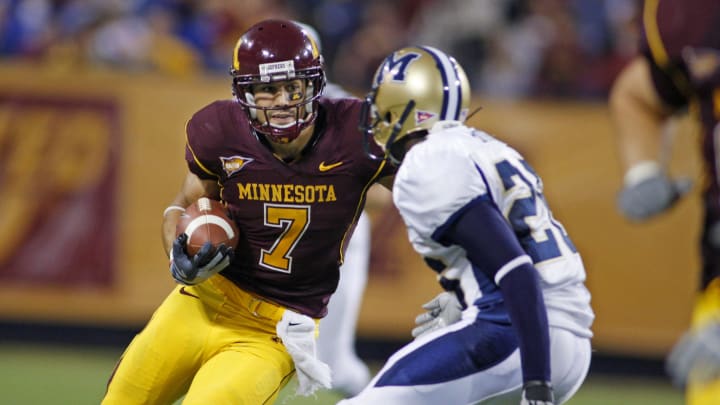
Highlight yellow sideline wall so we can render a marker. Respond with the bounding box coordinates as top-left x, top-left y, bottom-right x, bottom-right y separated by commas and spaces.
0, 63, 701, 357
